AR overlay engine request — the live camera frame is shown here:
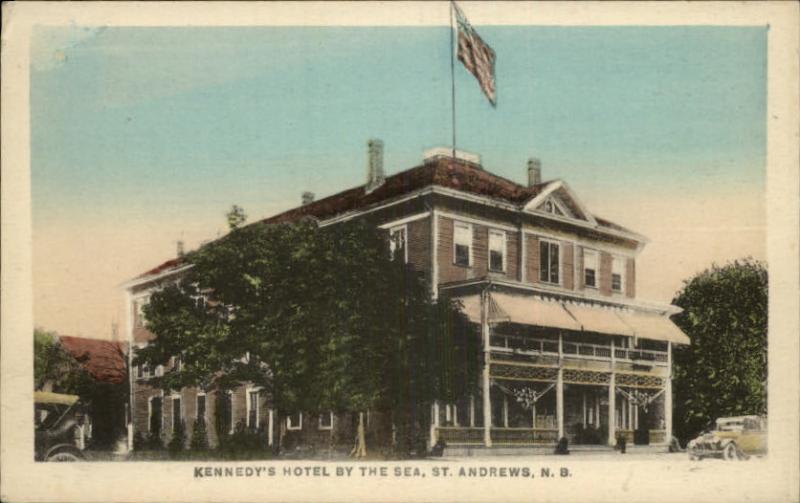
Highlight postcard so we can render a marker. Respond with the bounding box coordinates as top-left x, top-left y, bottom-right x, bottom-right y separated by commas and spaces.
2, 2, 798, 502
